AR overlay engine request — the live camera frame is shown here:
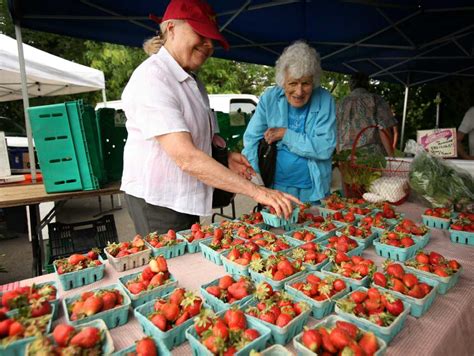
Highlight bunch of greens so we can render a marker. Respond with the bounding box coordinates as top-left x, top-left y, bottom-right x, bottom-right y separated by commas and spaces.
334, 148, 387, 190
409, 152, 474, 208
